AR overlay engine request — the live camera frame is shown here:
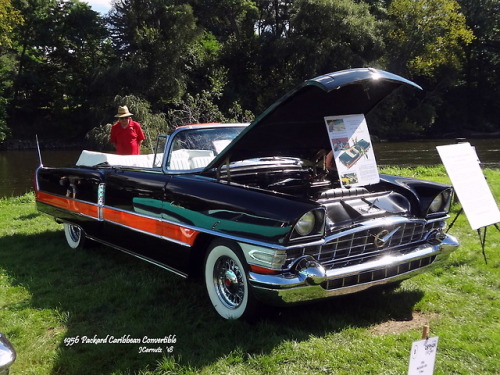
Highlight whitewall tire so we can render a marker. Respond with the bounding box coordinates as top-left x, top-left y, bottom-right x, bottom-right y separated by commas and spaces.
204, 240, 258, 320
63, 223, 86, 249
